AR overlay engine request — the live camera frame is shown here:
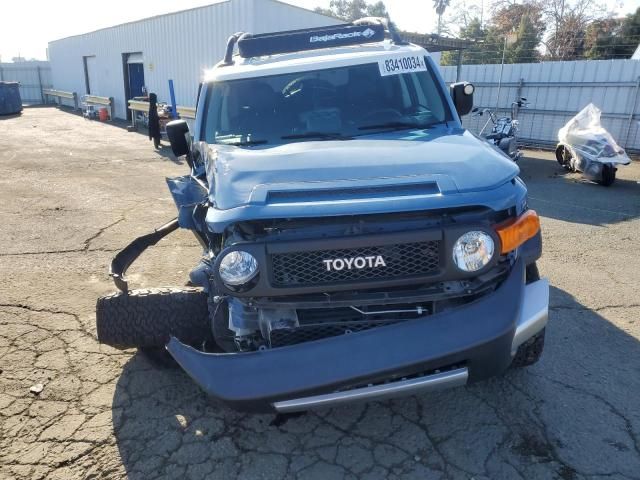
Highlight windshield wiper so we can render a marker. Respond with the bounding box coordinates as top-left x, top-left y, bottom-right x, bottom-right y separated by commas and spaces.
281, 132, 352, 140
358, 121, 433, 131
222, 139, 269, 146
